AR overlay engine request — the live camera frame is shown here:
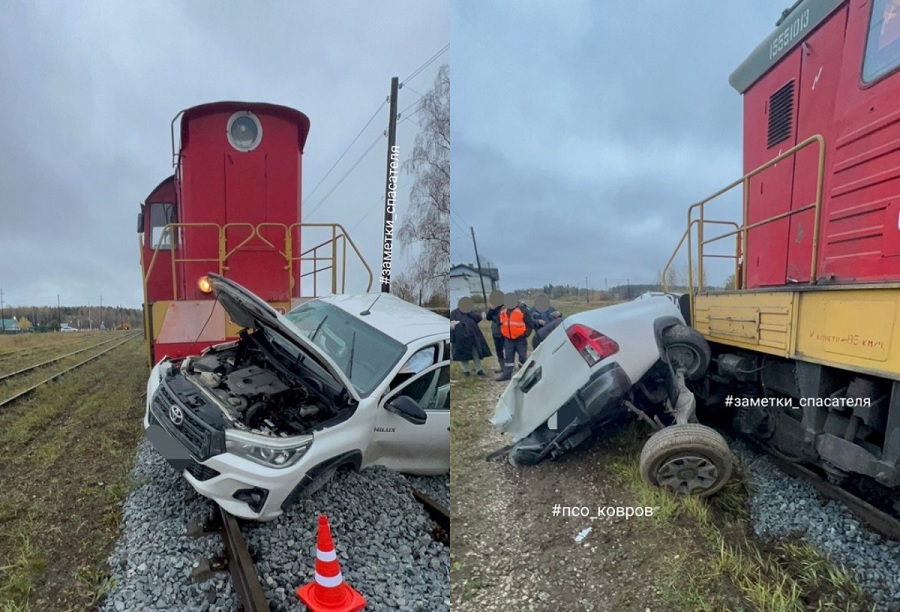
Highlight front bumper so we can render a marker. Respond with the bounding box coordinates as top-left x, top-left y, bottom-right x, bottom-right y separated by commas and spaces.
144, 372, 307, 521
